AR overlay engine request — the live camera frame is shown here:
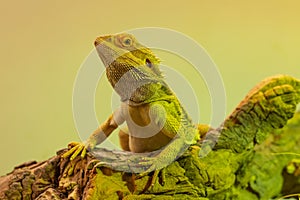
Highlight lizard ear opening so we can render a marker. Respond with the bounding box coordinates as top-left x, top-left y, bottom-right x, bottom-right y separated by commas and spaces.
145, 59, 152, 68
